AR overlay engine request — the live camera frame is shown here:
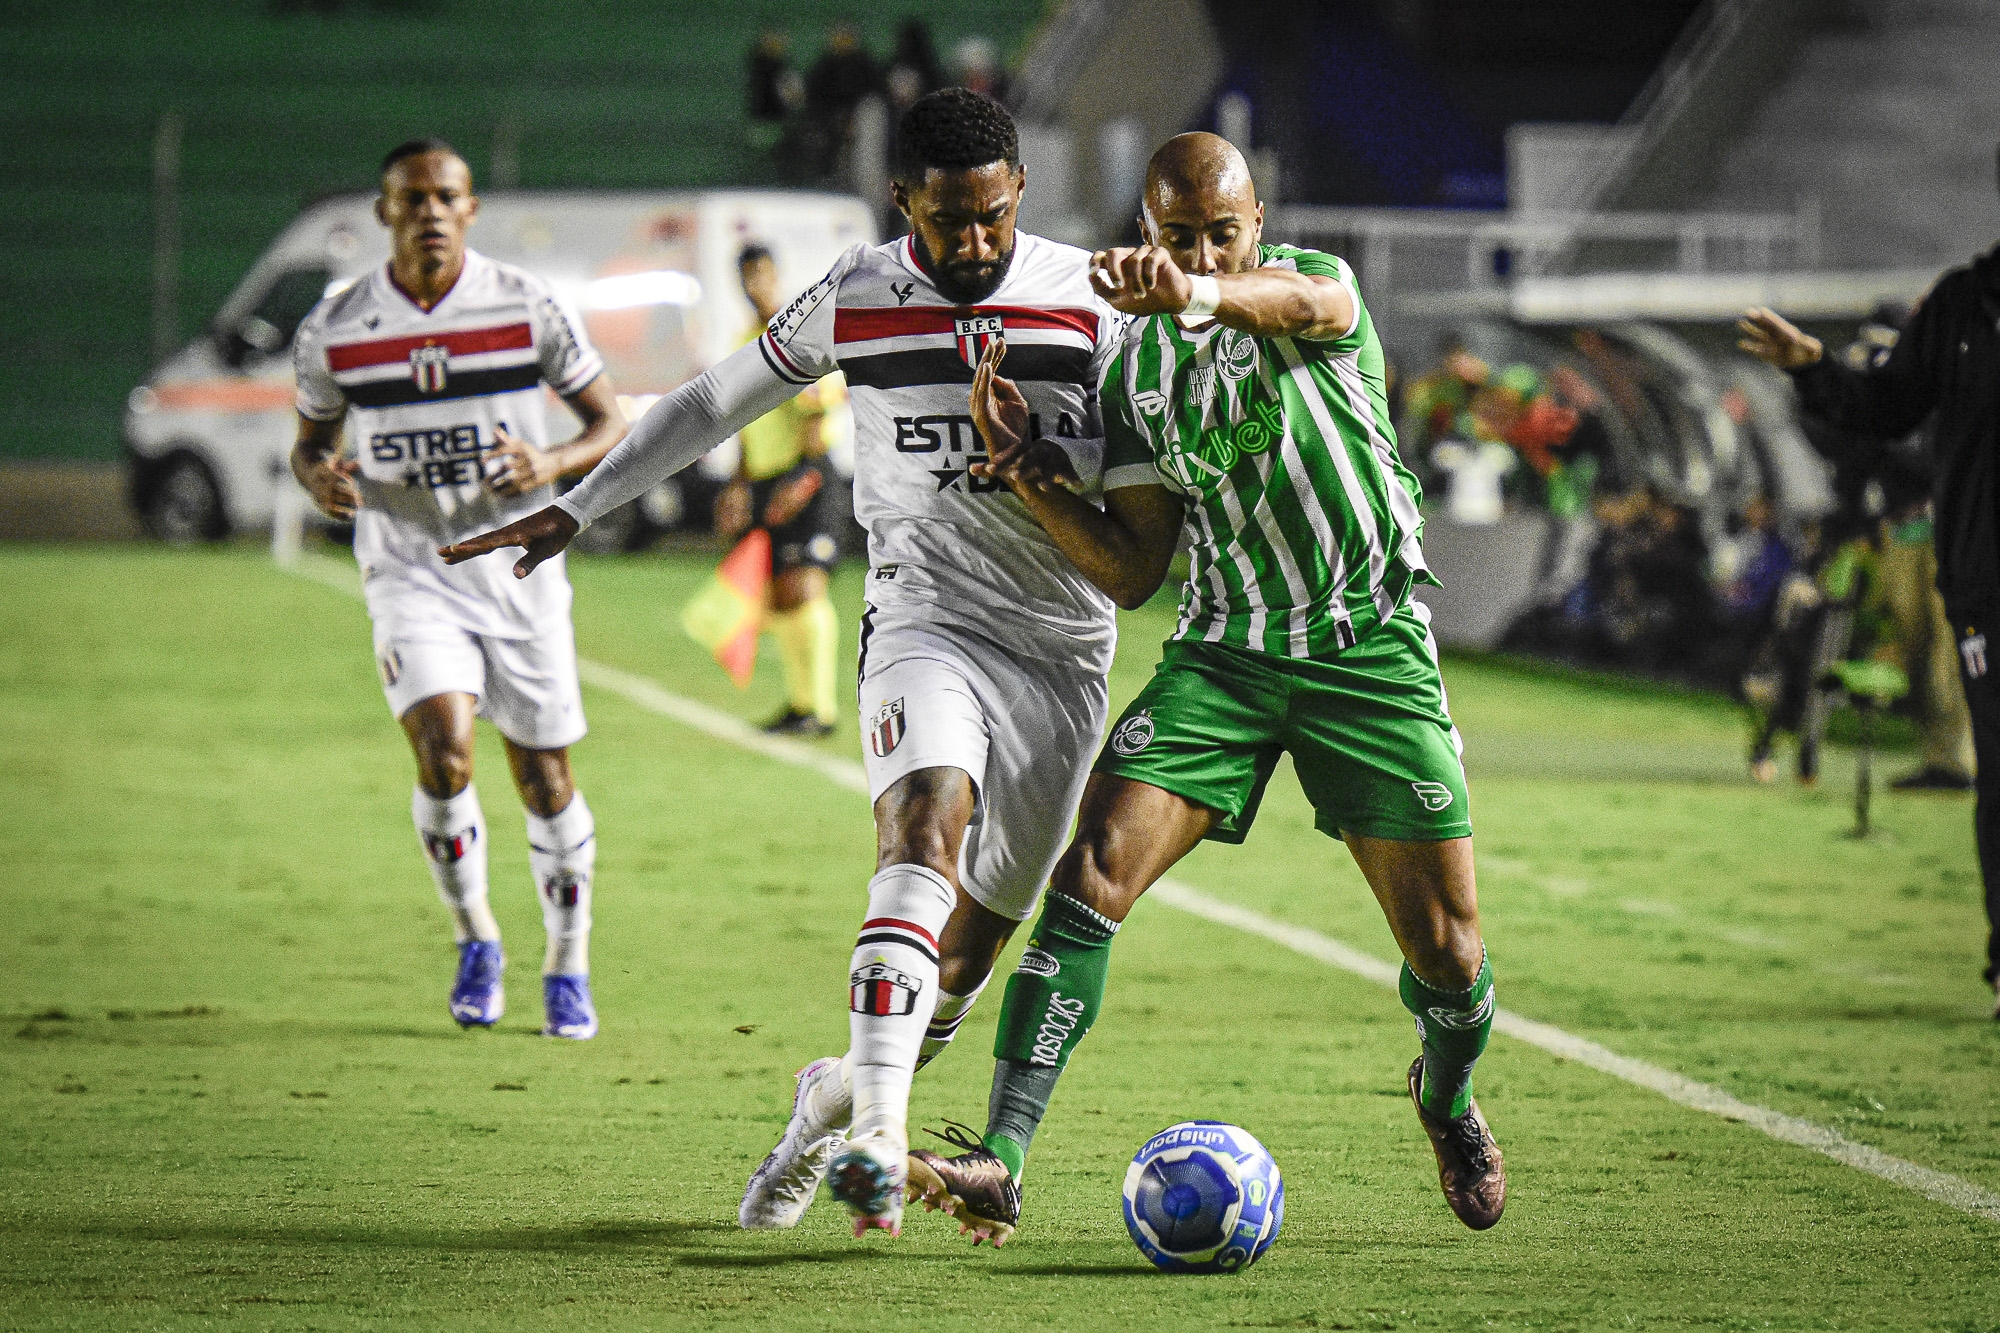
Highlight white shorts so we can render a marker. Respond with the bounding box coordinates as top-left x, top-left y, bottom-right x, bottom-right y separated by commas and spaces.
857, 607, 1111, 922
370, 597, 587, 751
